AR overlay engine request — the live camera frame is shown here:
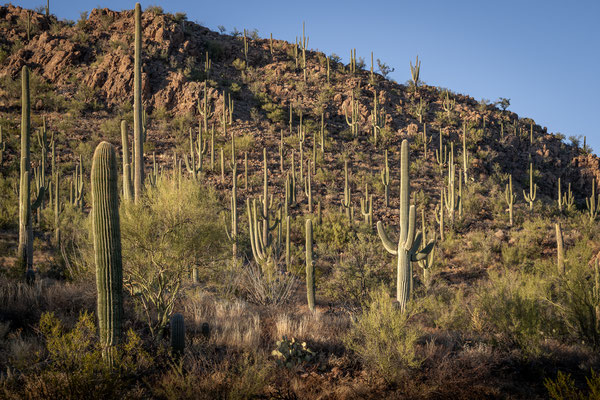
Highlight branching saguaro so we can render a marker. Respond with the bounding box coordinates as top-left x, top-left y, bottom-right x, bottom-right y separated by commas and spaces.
376, 140, 435, 311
